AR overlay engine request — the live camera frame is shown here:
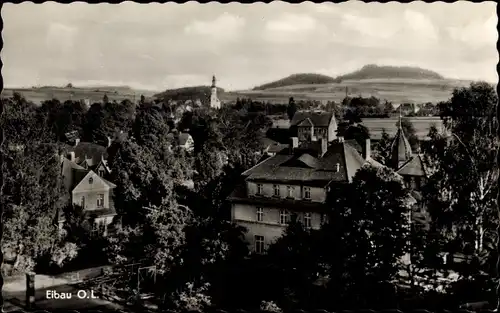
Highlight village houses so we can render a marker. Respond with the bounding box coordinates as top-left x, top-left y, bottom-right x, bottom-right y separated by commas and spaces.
58, 135, 118, 237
